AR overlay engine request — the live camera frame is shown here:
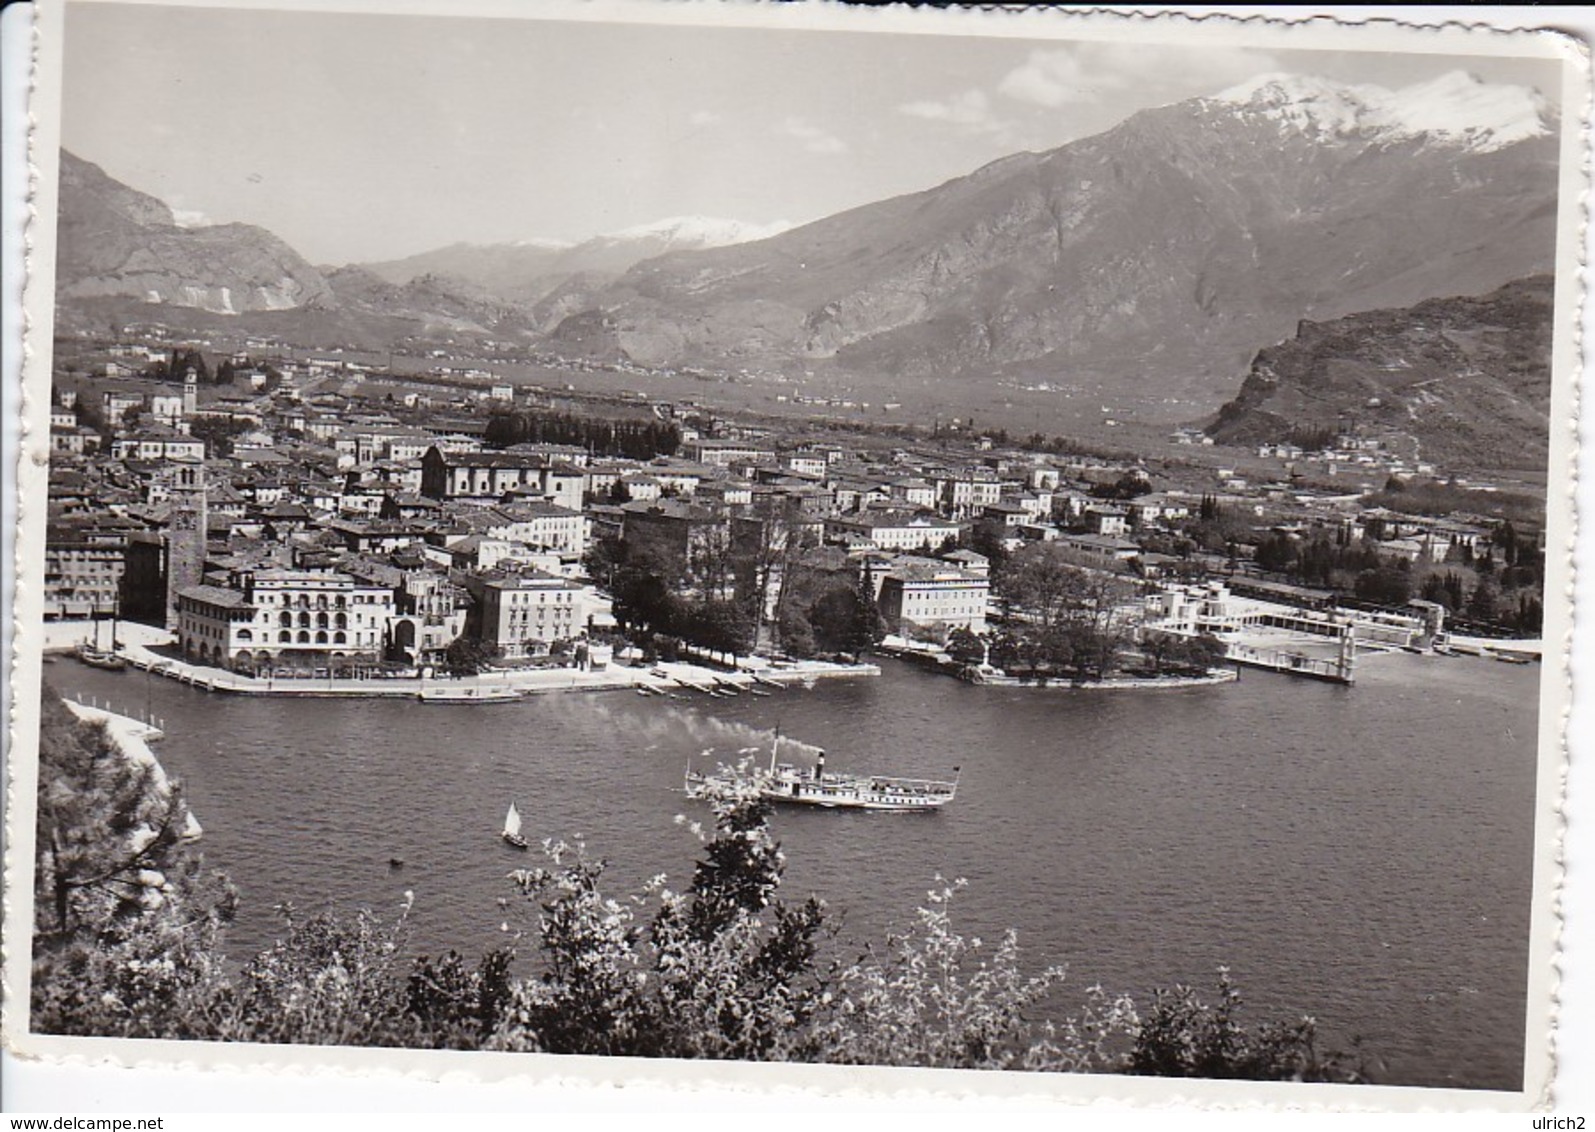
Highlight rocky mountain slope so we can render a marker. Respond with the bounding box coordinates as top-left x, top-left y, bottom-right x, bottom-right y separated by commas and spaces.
56, 150, 335, 314
1207, 274, 1553, 471
55, 150, 538, 342
543, 71, 1557, 411
322, 266, 540, 338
